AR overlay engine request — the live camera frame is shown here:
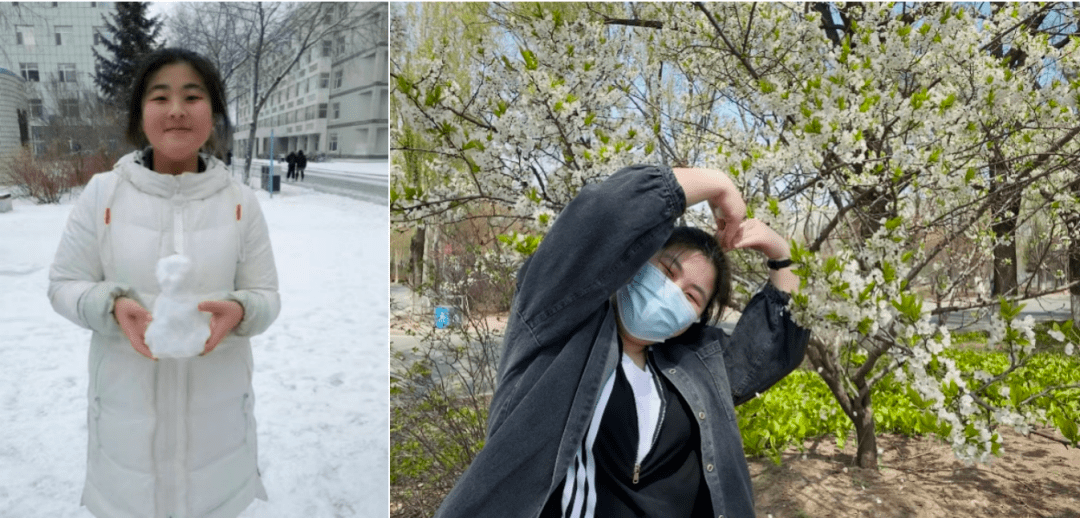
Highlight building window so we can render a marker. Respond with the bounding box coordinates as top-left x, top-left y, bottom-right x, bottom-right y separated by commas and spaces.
318, 103, 327, 118
15, 25, 34, 46
359, 91, 373, 119
336, 35, 346, 56
305, 77, 311, 94
58, 63, 77, 82
334, 69, 343, 88
29, 99, 43, 118
332, 102, 340, 119
305, 105, 314, 120
93, 27, 104, 45
320, 72, 329, 88
20, 63, 39, 82
329, 133, 338, 152
60, 98, 80, 118
51, 2, 58, 6
55, 25, 73, 45
322, 40, 332, 58
91, 2, 96, 6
